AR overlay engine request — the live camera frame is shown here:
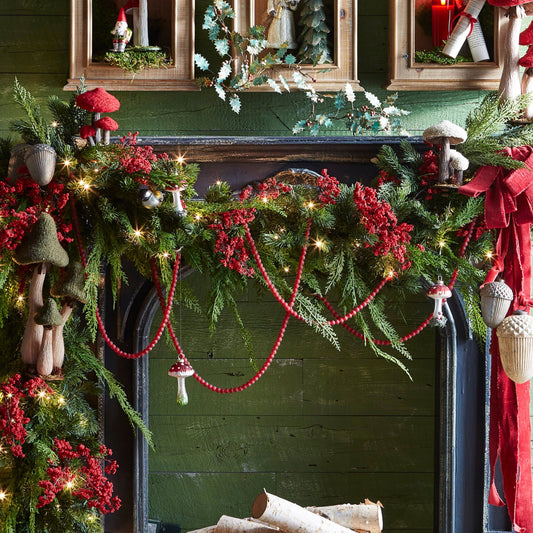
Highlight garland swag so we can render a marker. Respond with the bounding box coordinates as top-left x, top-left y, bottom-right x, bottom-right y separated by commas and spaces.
2, 83, 533, 530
